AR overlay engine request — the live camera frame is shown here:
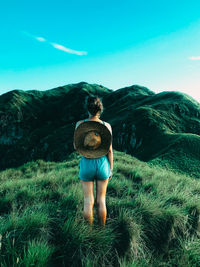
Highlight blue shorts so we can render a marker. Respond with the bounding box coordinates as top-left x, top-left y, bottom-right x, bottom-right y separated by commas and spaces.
79, 155, 111, 181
